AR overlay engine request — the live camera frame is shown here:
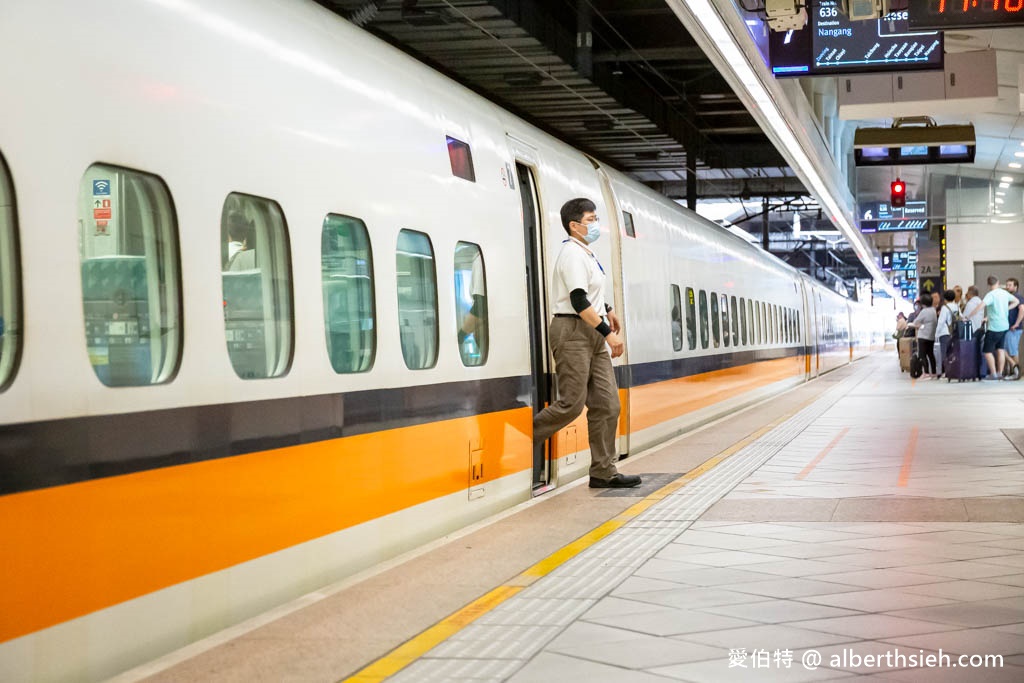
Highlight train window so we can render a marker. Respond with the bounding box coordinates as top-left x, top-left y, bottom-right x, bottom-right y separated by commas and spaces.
739, 298, 747, 346
772, 305, 778, 344
622, 211, 636, 238
446, 136, 476, 182
710, 292, 721, 348
221, 194, 293, 380
749, 299, 757, 344
698, 289, 709, 349
79, 165, 182, 387
720, 294, 729, 347
783, 308, 789, 343
0, 152, 20, 390
761, 302, 767, 344
454, 241, 488, 366
730, 296, 739, 347
397, 229, 438, 369
685, 287, 696, 350
670, 285, 682, 351
321, 214, 375, 373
